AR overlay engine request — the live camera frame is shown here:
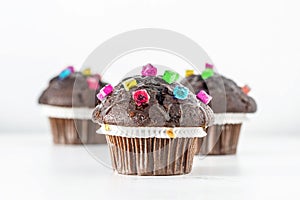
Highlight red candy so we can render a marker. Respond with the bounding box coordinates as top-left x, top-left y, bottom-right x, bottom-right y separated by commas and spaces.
132, 89, 150, 106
